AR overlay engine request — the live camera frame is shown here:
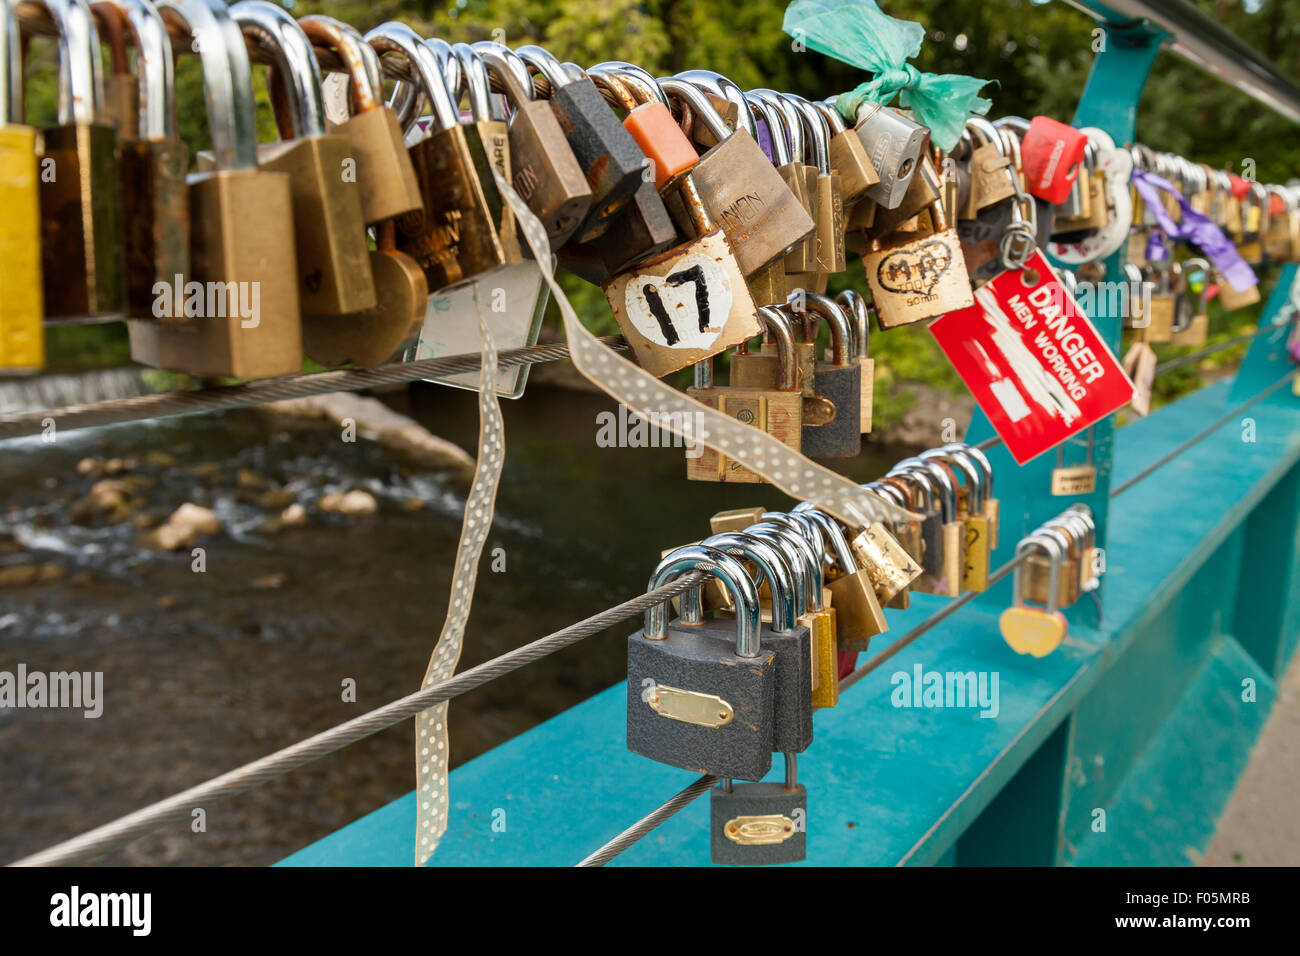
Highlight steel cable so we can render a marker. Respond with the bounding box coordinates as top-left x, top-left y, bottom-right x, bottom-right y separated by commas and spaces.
8, 572, 705, 867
